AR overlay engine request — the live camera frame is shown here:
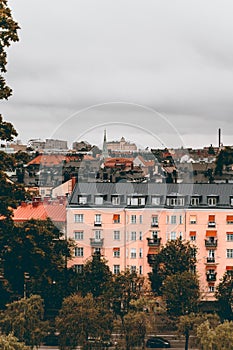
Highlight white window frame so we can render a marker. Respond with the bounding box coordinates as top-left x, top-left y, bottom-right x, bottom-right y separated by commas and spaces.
227, 249, 233, 258
114, 230, 120, 240
171, 231, 176, 240
94, 230, 101, 240
151, 196, 160, 205
131, 232, 137, 241
190, 197, 200, 206
95, 214, 102, 223
78, 196, 87, 205
75, 247, 84, 257
95, 196, 104, 205
113, 265, 120, 274
112, 196, 120, 205
131, 215, 137, 224
171, 215, 176, 225
130, 248, 136, 259
227, 233, 233, 241
74, 214, 84, 223
74, 231, 83, 240
113, 248, 120, 258
139, 248, 143, 258
208, 197, 217, 206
